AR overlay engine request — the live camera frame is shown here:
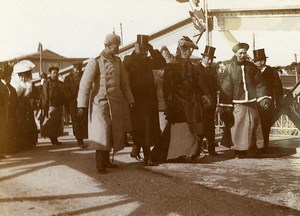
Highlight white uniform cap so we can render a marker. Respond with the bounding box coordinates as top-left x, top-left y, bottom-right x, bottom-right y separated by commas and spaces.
13, 60, 35, 74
